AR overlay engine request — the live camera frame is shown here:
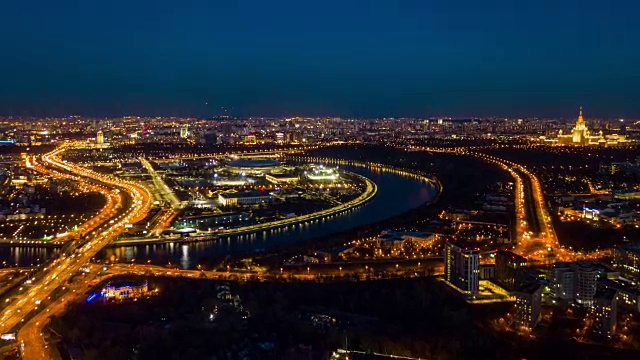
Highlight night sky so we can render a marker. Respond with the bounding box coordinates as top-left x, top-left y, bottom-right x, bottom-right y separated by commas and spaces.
1, 1, 639, 118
